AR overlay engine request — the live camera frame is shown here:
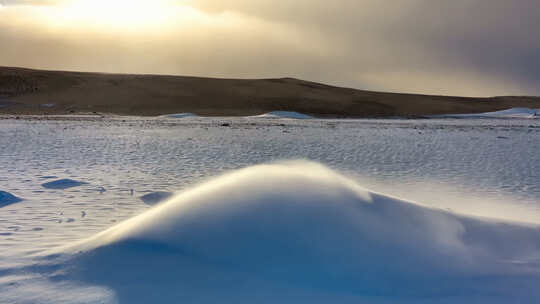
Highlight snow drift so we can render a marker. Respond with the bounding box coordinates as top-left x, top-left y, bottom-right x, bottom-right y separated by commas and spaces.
0, 190, 22, 207
57, 161, 540, 303
139, 191, 173, 205
251, 111, 313, 119
159, 113, 199, 119
42, 179, 87, 190
444, 107, 539, 119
